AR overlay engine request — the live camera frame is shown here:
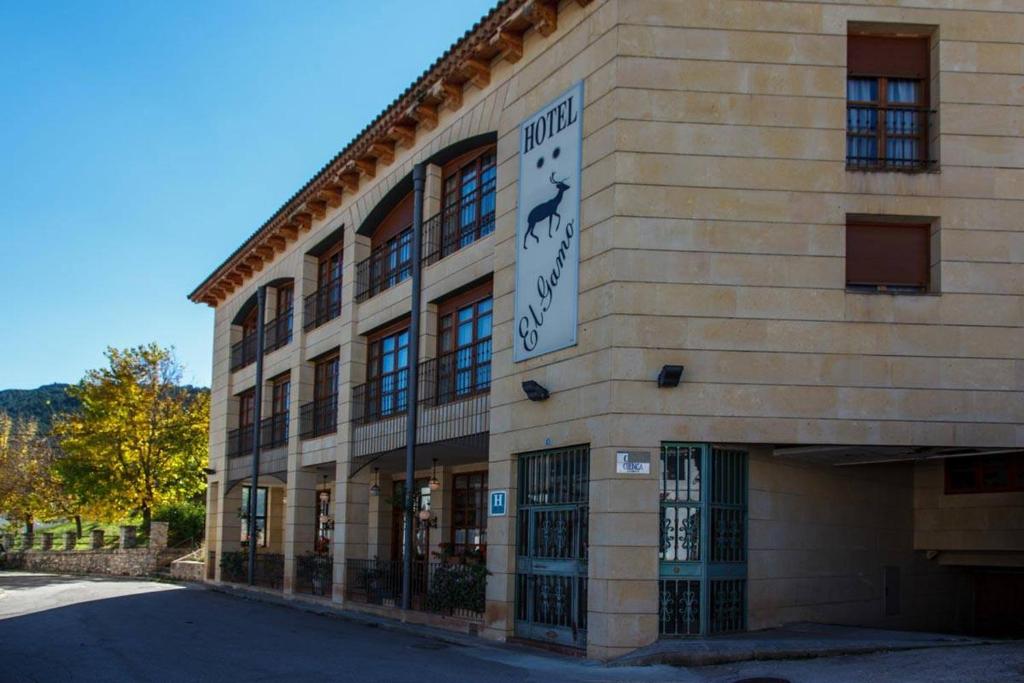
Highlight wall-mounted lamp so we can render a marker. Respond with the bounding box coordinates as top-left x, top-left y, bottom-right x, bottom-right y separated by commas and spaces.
369, 467, 380, 497
428, 458, 441, 491
203, 467, 217, 475
522, 380, 550, 401
657, 365, 685, 388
